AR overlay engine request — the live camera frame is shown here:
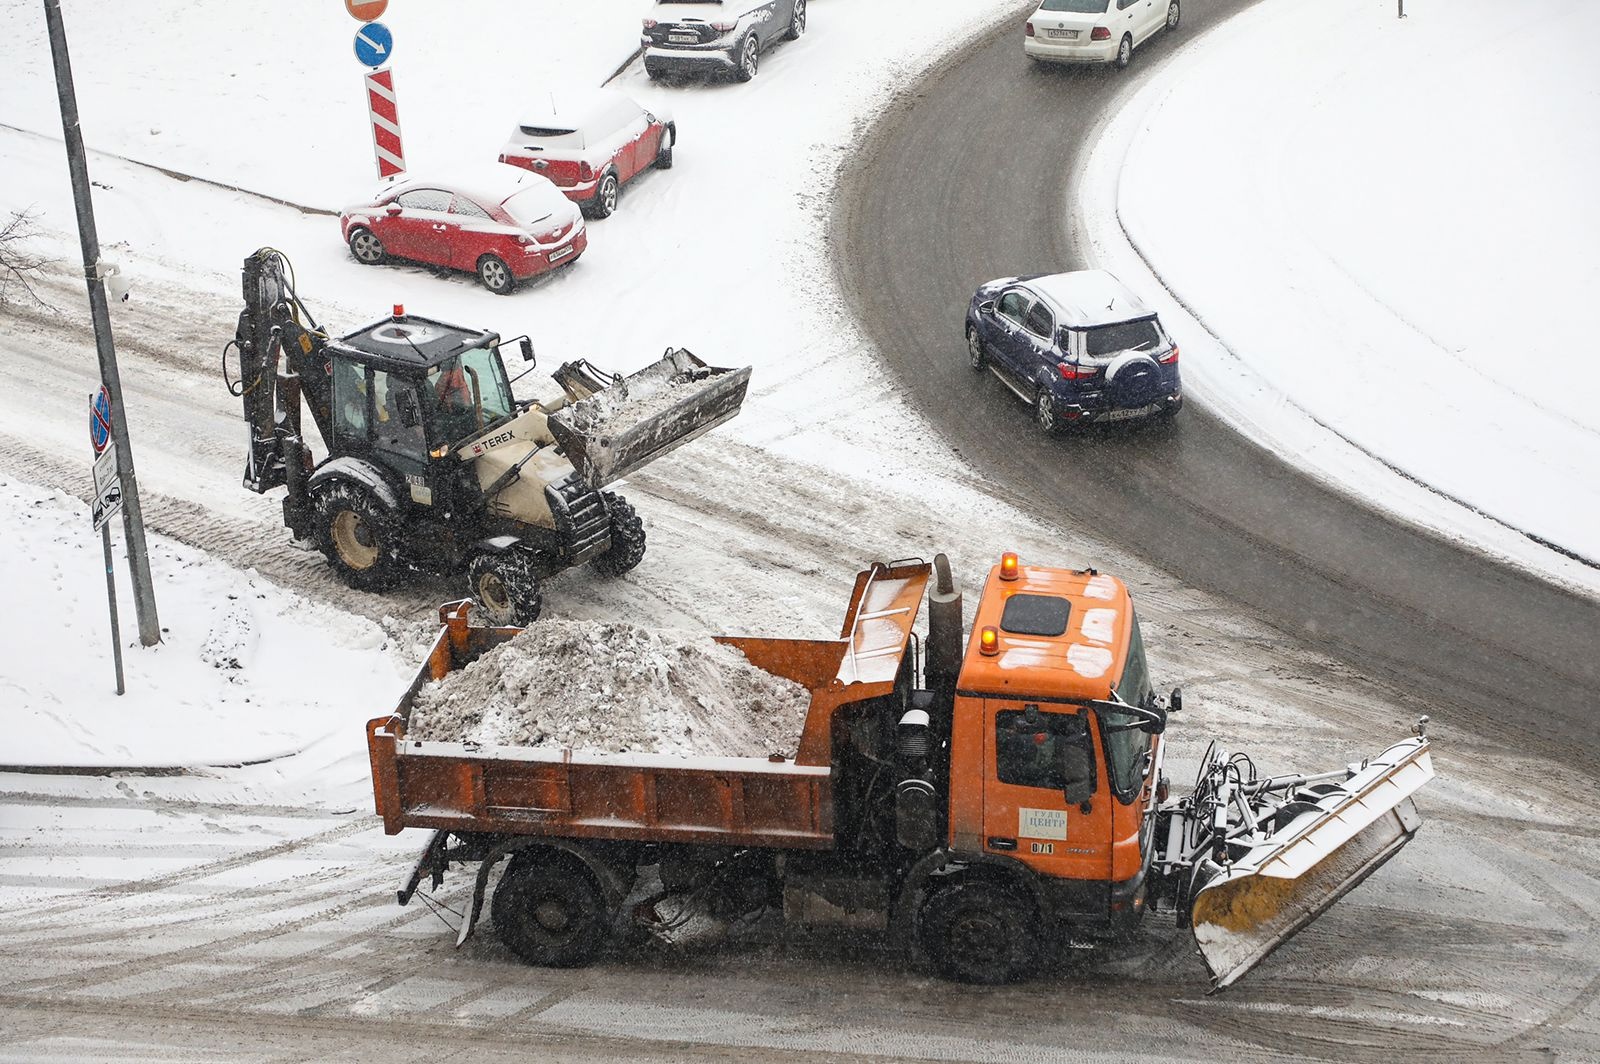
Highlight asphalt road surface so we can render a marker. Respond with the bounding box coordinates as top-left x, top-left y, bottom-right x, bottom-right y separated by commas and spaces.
836, 1, 1600, 776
